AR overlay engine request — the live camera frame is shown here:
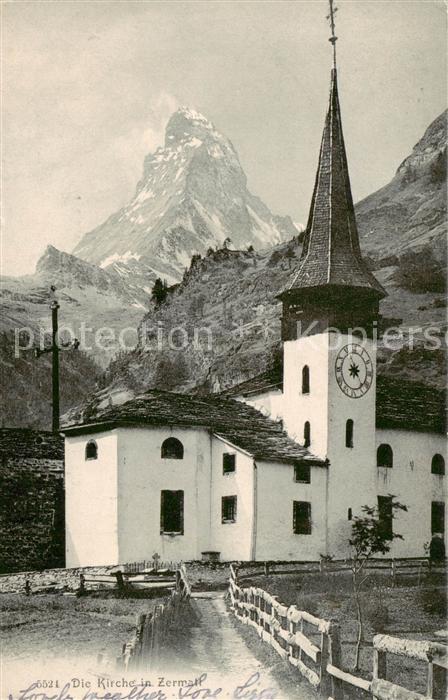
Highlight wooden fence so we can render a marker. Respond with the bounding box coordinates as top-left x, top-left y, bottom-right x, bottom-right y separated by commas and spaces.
117, 564, 191, 671
228, 564, 448, 699
79, 568, 178, 593
123, 558, 182, 573
236, 558, 446, 587
371, 634, 448, 700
